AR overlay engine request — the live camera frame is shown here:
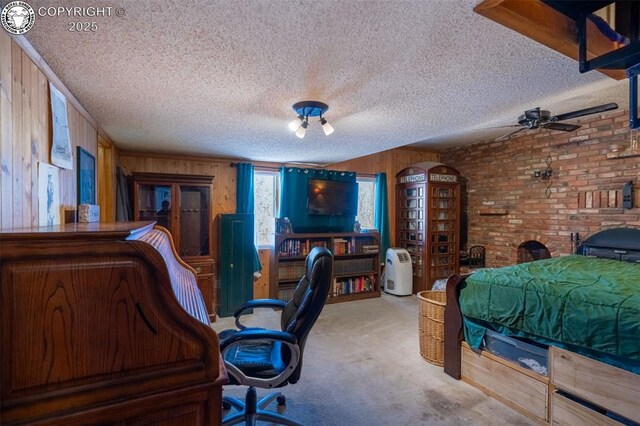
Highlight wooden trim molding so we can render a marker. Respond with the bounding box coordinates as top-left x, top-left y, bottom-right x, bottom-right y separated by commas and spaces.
474, 0, 626, 80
